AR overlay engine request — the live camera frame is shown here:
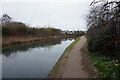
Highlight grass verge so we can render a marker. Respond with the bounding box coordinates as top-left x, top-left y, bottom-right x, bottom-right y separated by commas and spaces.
88, 52, 120, 78
66, 37, 80, 50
